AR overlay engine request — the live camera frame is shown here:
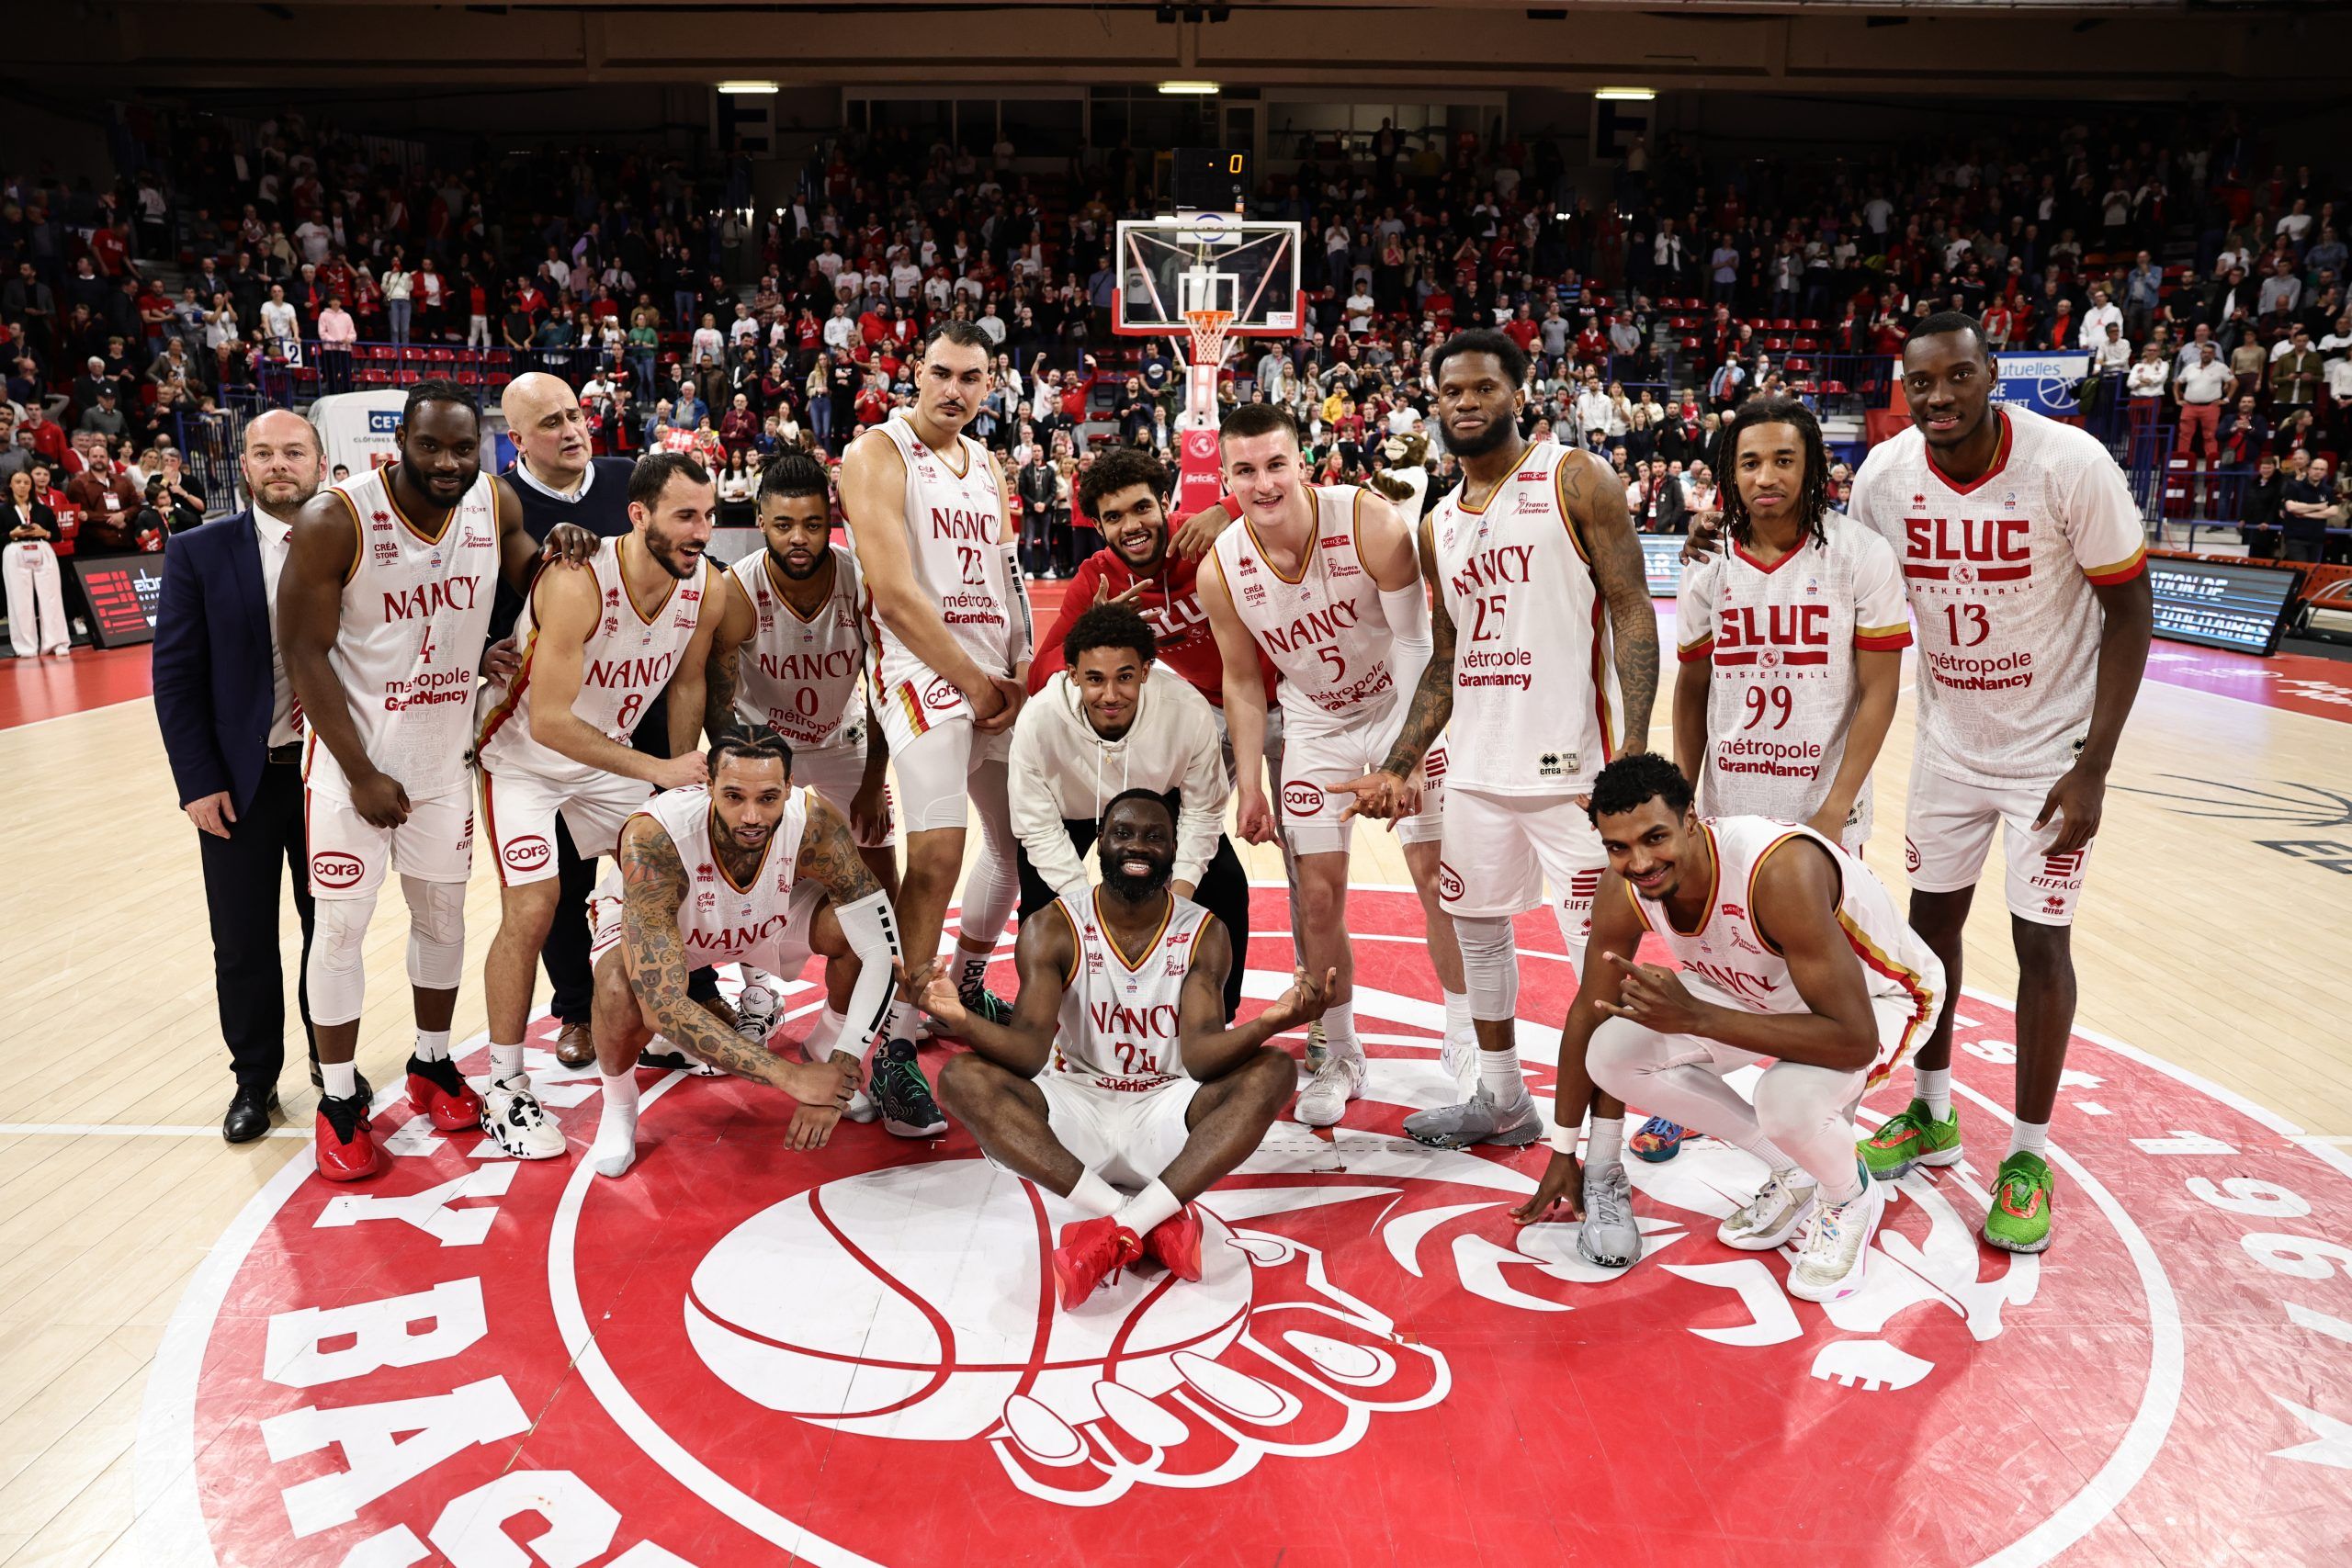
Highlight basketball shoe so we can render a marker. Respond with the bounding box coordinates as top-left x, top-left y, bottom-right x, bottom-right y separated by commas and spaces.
1717, 1168, 1816, 1250
1053, 1216, 1144, 1307
1402, 1084, 1543, 1149
479, 1076, 567, 1159
1787, 1163, 1884, 1303
1294, 1042, 1365, 1127
404, 1055, 483, 1133
956, 975, 1013, 1030
1860, 1098, 1962, 1180
1142, 1203, 1204, 1282
313, 1092, 381, 1182
1629, 1115, 1690, 1163
1983, 1151, 2055, 1254
871, 1038, 946, 1138
1577, 1159, 1642, 1269
733, 980, 782, 1048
